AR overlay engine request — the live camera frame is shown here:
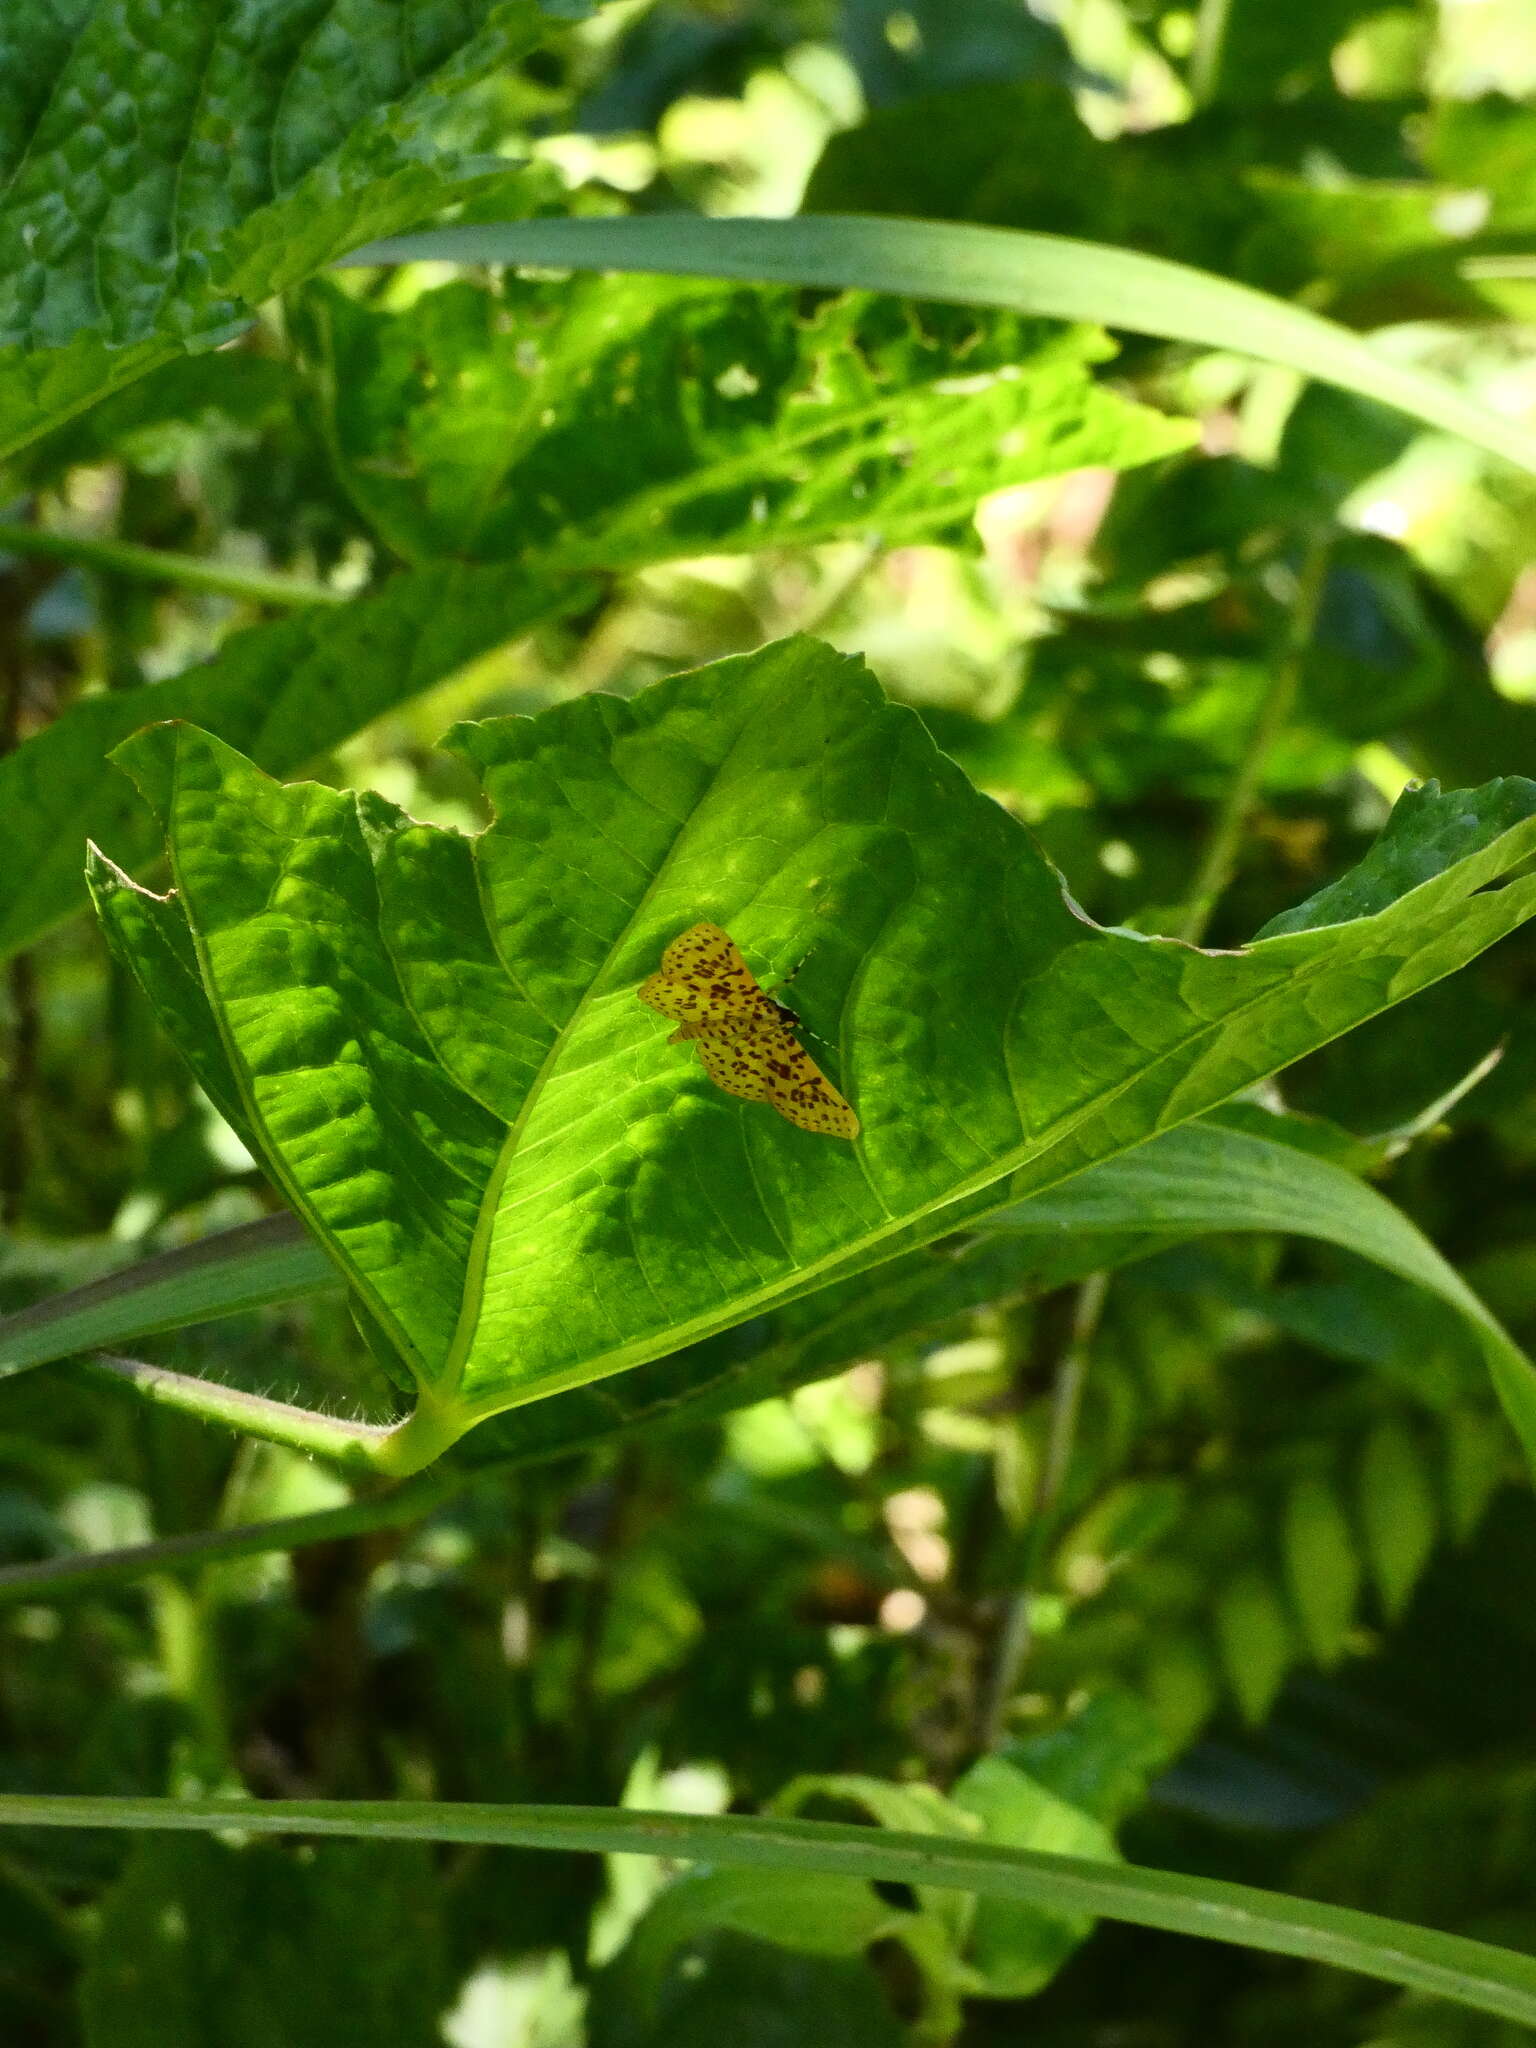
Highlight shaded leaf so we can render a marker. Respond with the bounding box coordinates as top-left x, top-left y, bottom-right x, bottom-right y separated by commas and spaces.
1257, 779, 1536, 939
1282, 1473, 1361, 1667
81, 1834, 448, 2048
1442, 1408, 1509, 1547
1359, 1418, 1439, 1619
591, 1876, 913, 2048
297, 273, 1190, 565
1214, 1565, 1296, 1724
951, 1756, 1117, 1998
